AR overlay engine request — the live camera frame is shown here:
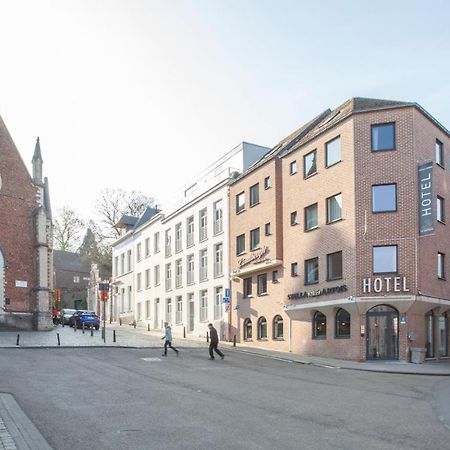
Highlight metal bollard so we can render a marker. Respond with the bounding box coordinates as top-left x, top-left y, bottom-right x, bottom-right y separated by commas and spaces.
74, 322, 77, 332
90, 328, 93, 337
113, 330, 116, 343
16, 334, 20, 346
134, 322, 136, 329
183, 327, 186, 338
206, 332, 209, 343
57, 333, 60, 346
147, 323, 150, 332
233, 335, 236, 347
119, 318, 122, 326
82, 323, 85, 334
